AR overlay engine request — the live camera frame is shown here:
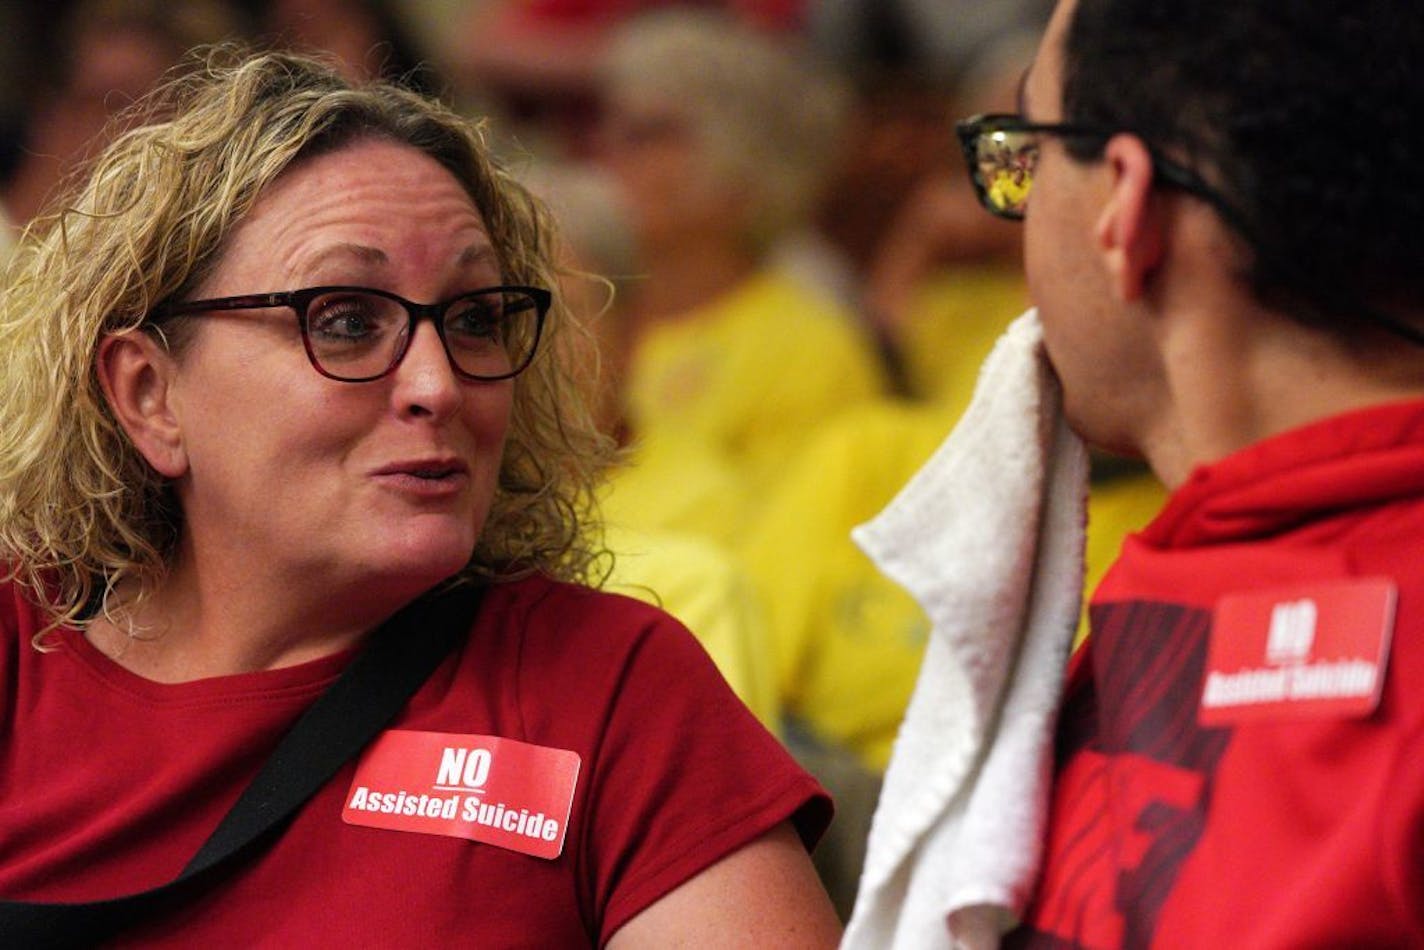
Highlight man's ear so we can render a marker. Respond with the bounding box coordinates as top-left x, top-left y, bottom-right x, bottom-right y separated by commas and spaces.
1093, 133, 1165, 302
95, 331, 189, 479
